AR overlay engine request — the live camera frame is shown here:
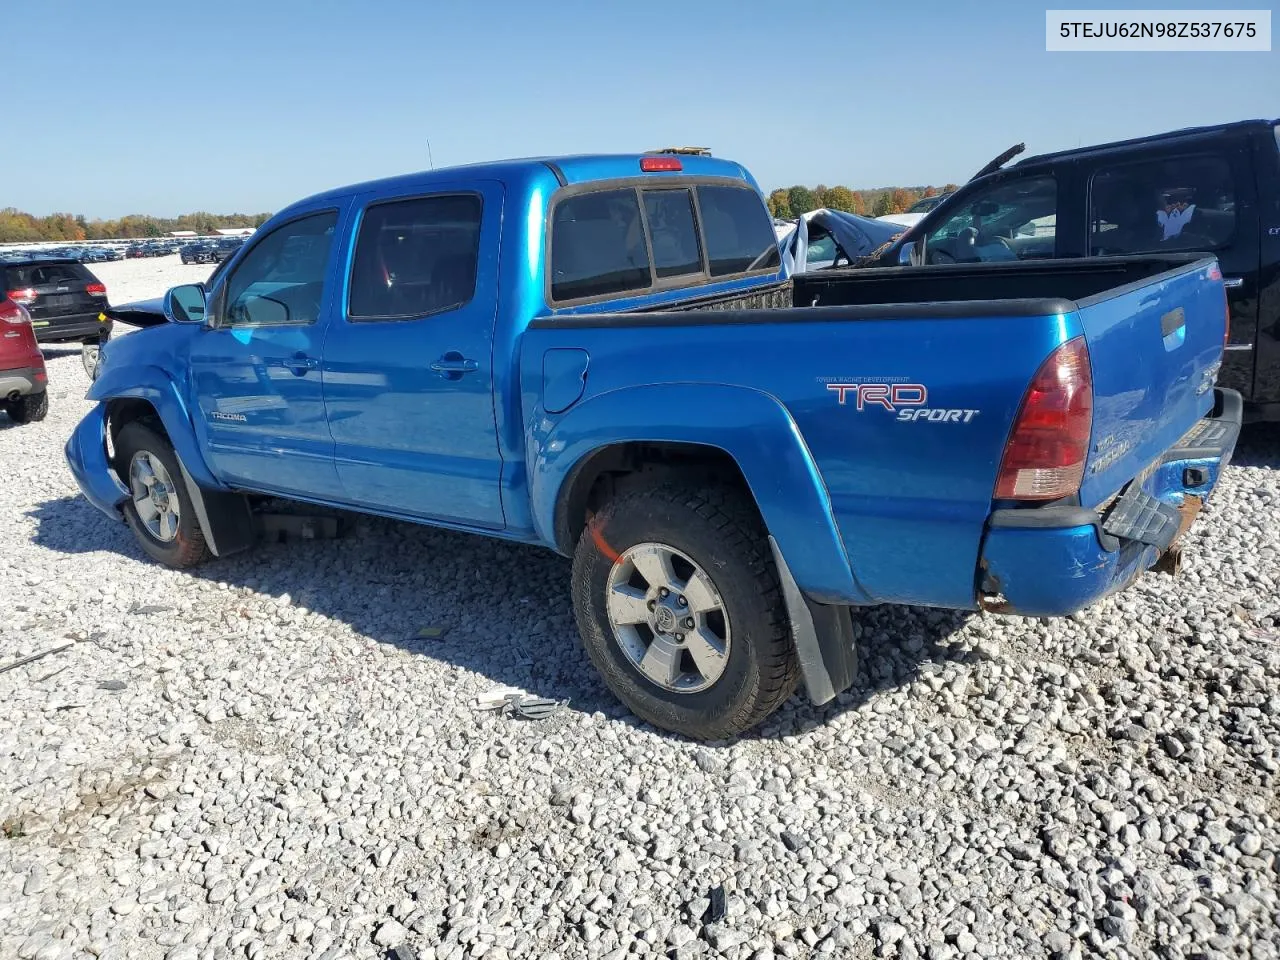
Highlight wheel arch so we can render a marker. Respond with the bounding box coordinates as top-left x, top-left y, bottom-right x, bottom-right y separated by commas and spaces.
531, 382, 869, 606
